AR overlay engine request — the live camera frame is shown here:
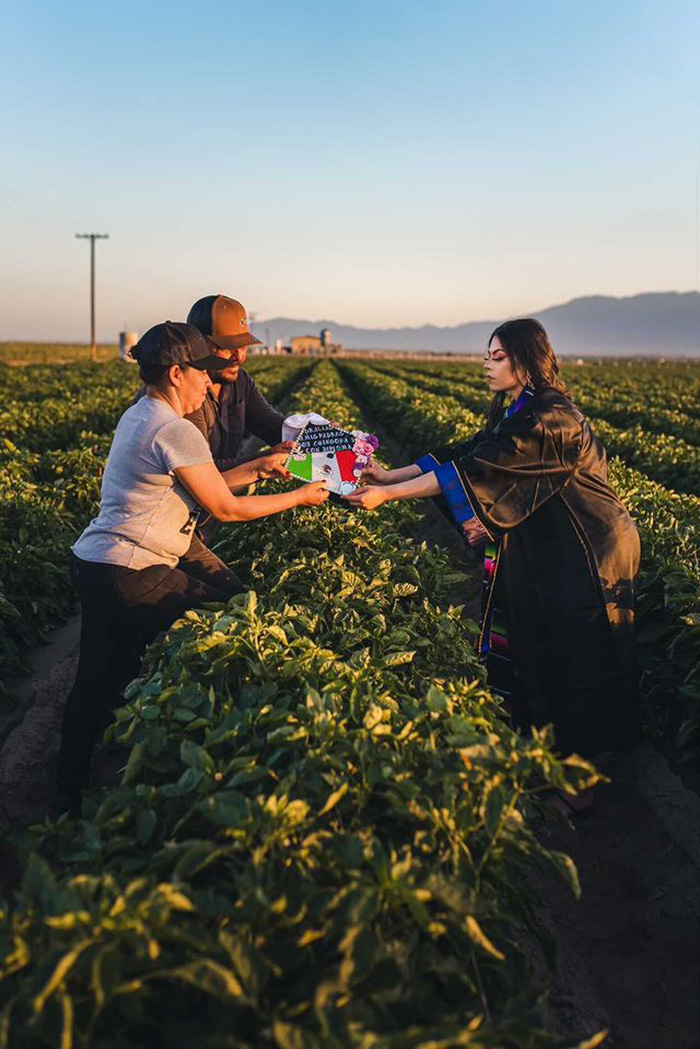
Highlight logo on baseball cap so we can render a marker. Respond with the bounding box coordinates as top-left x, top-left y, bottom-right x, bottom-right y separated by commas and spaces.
187, 295, 263, 351
130, 322, 230, 372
